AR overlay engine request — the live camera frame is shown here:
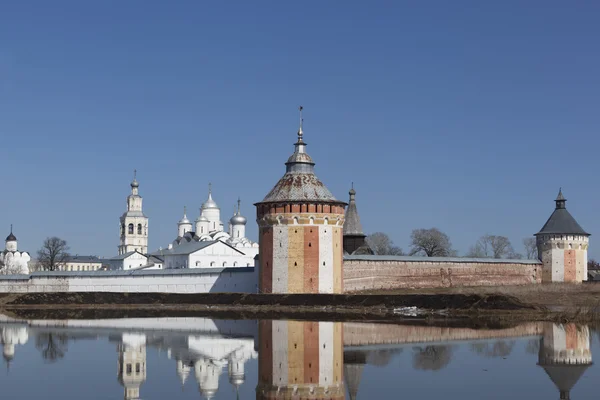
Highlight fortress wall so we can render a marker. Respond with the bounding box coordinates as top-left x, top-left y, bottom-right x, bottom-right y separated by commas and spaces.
0, 267, 257, 294
343, 256, 541, 292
